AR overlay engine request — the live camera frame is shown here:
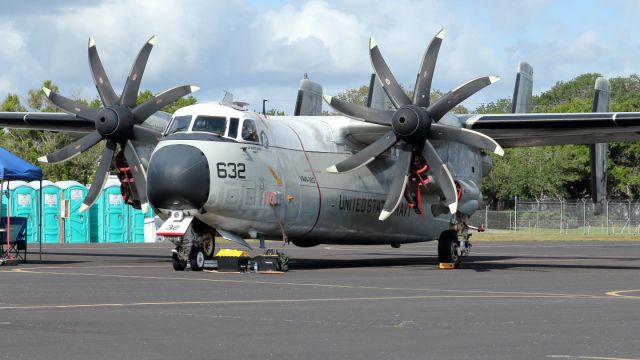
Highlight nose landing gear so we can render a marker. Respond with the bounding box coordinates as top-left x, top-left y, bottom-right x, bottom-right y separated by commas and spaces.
165, 218, 216, 271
